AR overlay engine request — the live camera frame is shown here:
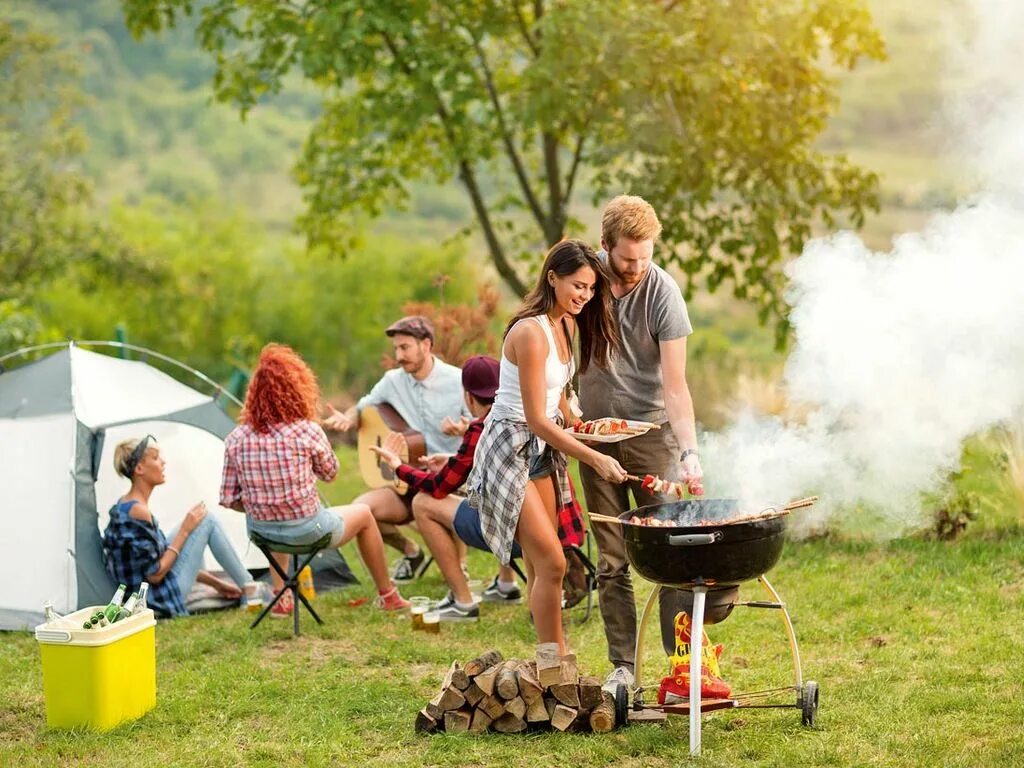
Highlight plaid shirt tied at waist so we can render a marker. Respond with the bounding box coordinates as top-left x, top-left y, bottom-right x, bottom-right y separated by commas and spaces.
467, 416, 573, 566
